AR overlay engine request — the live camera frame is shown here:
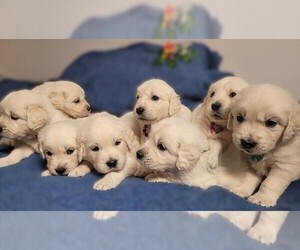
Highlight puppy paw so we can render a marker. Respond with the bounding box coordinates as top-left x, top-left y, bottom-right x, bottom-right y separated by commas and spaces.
68, 166, 90, 177
231, 185, 253, 198
93, 179, 119, 191
93, 211, 119, 221
0, 138, 15, 147
247, 193, 277, 207
41, 169, 52, 177
201, 153, 218, 170
247, 224, 277, 245
0, 159, 11, 168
